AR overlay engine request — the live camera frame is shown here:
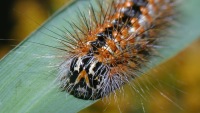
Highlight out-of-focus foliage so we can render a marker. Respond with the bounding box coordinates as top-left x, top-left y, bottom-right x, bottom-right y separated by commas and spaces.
0, 0, 72, 58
